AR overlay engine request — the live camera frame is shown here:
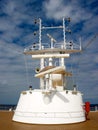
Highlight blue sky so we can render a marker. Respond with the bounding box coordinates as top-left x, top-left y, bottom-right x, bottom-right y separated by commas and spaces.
0, 0, 98, 104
